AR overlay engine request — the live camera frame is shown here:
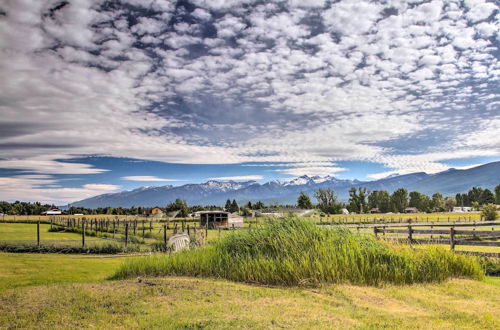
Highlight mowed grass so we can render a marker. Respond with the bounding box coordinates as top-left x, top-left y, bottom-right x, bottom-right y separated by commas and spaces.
0, 276, 499, 329
0, 223, 85, 241
0, 253, 127, 292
